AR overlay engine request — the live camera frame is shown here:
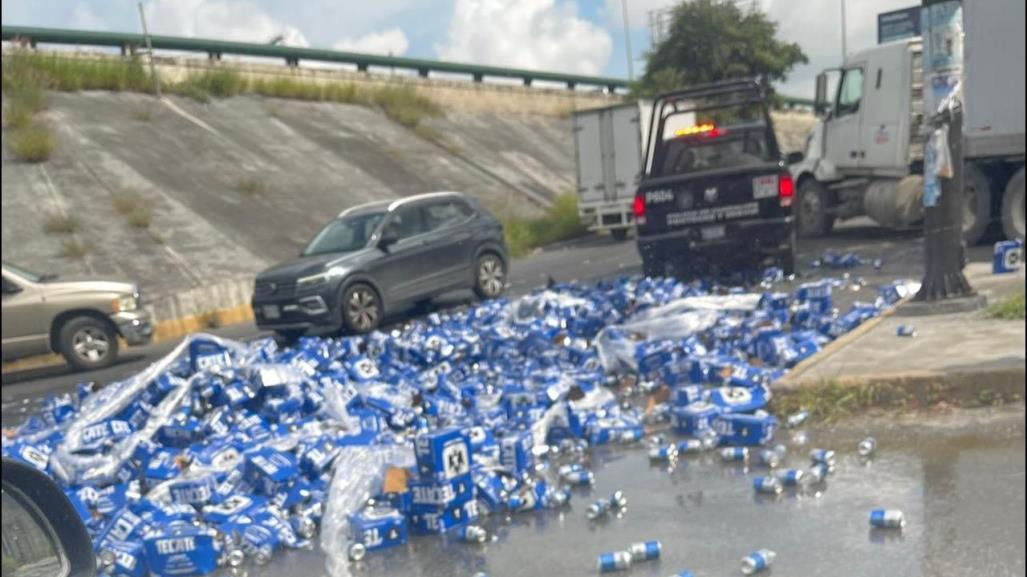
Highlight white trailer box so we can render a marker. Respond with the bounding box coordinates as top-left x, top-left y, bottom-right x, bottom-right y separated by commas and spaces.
573, 102, 648, 239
